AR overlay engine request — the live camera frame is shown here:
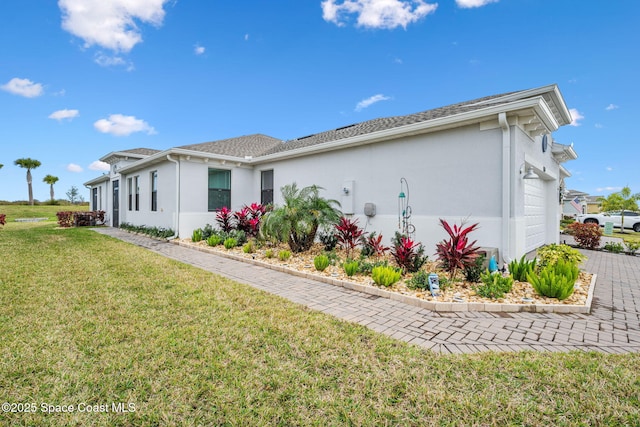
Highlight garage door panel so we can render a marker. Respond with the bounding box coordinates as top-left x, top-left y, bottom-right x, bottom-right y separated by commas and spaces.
524, 179, 546, 253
